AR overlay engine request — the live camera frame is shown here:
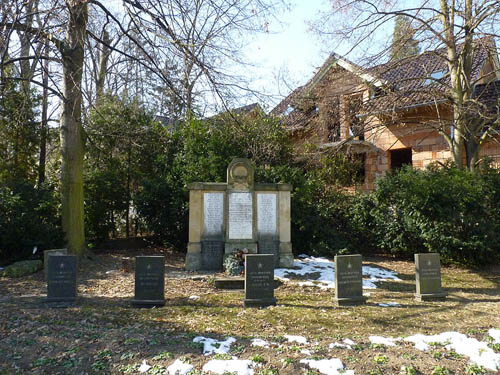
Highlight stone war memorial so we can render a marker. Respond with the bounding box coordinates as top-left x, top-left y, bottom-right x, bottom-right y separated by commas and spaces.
185, 158, 293, 271
415, 253, 447, 301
